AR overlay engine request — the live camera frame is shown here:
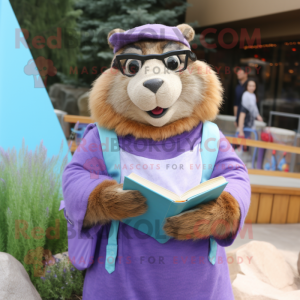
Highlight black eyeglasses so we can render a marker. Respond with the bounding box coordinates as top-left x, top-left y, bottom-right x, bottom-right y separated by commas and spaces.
112, 50, 197, 77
